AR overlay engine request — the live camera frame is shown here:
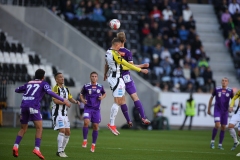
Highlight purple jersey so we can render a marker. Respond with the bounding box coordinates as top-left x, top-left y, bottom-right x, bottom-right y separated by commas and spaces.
119, 47, 133, 76
212, 86, 233, 112
80, 83, 105, 110
15, 80, 56, 109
